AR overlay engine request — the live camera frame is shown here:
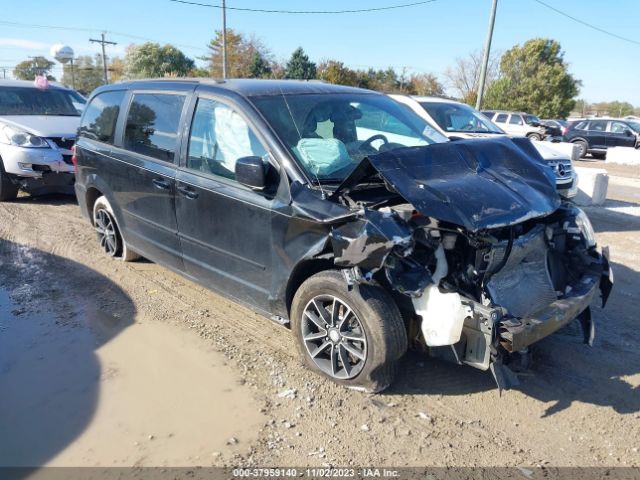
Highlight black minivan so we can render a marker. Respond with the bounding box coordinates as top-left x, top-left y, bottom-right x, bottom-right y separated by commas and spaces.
75, 79, 612, 392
